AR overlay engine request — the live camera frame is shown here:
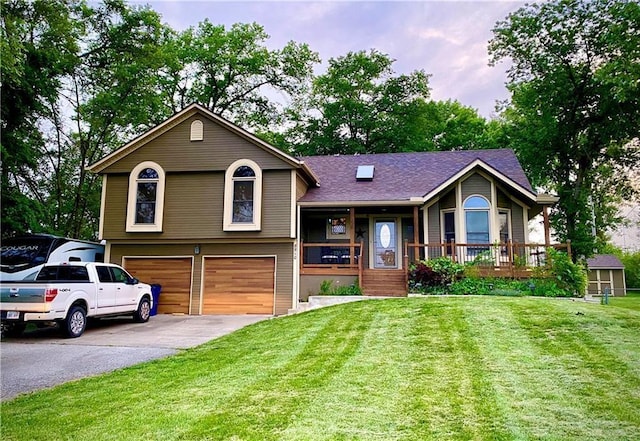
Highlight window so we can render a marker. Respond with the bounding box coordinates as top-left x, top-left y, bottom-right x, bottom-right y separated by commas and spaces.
36, 266, 89, 281
442, 210, 456, 256
464, 196, 490, 245
224, 159, 262, 231
498, 209, 510, 243
327, 217, 349, 239
190, 120, 203, 141
96, 266, 112, 282
110, 267, 130, 283
126, 162, 166, 232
